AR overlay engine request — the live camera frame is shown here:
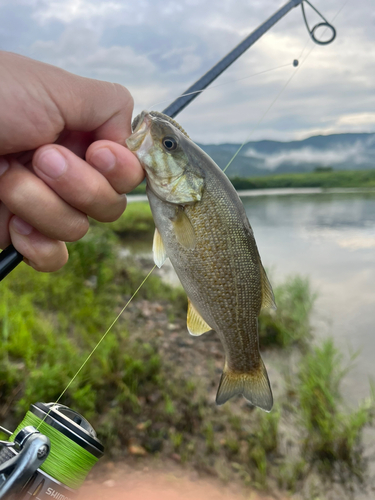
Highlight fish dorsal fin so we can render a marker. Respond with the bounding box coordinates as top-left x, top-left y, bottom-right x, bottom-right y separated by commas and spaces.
260, 264, 276, 310
153, 228, 167, 268
187, 299, 212, 336
171, 209, 196, 250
